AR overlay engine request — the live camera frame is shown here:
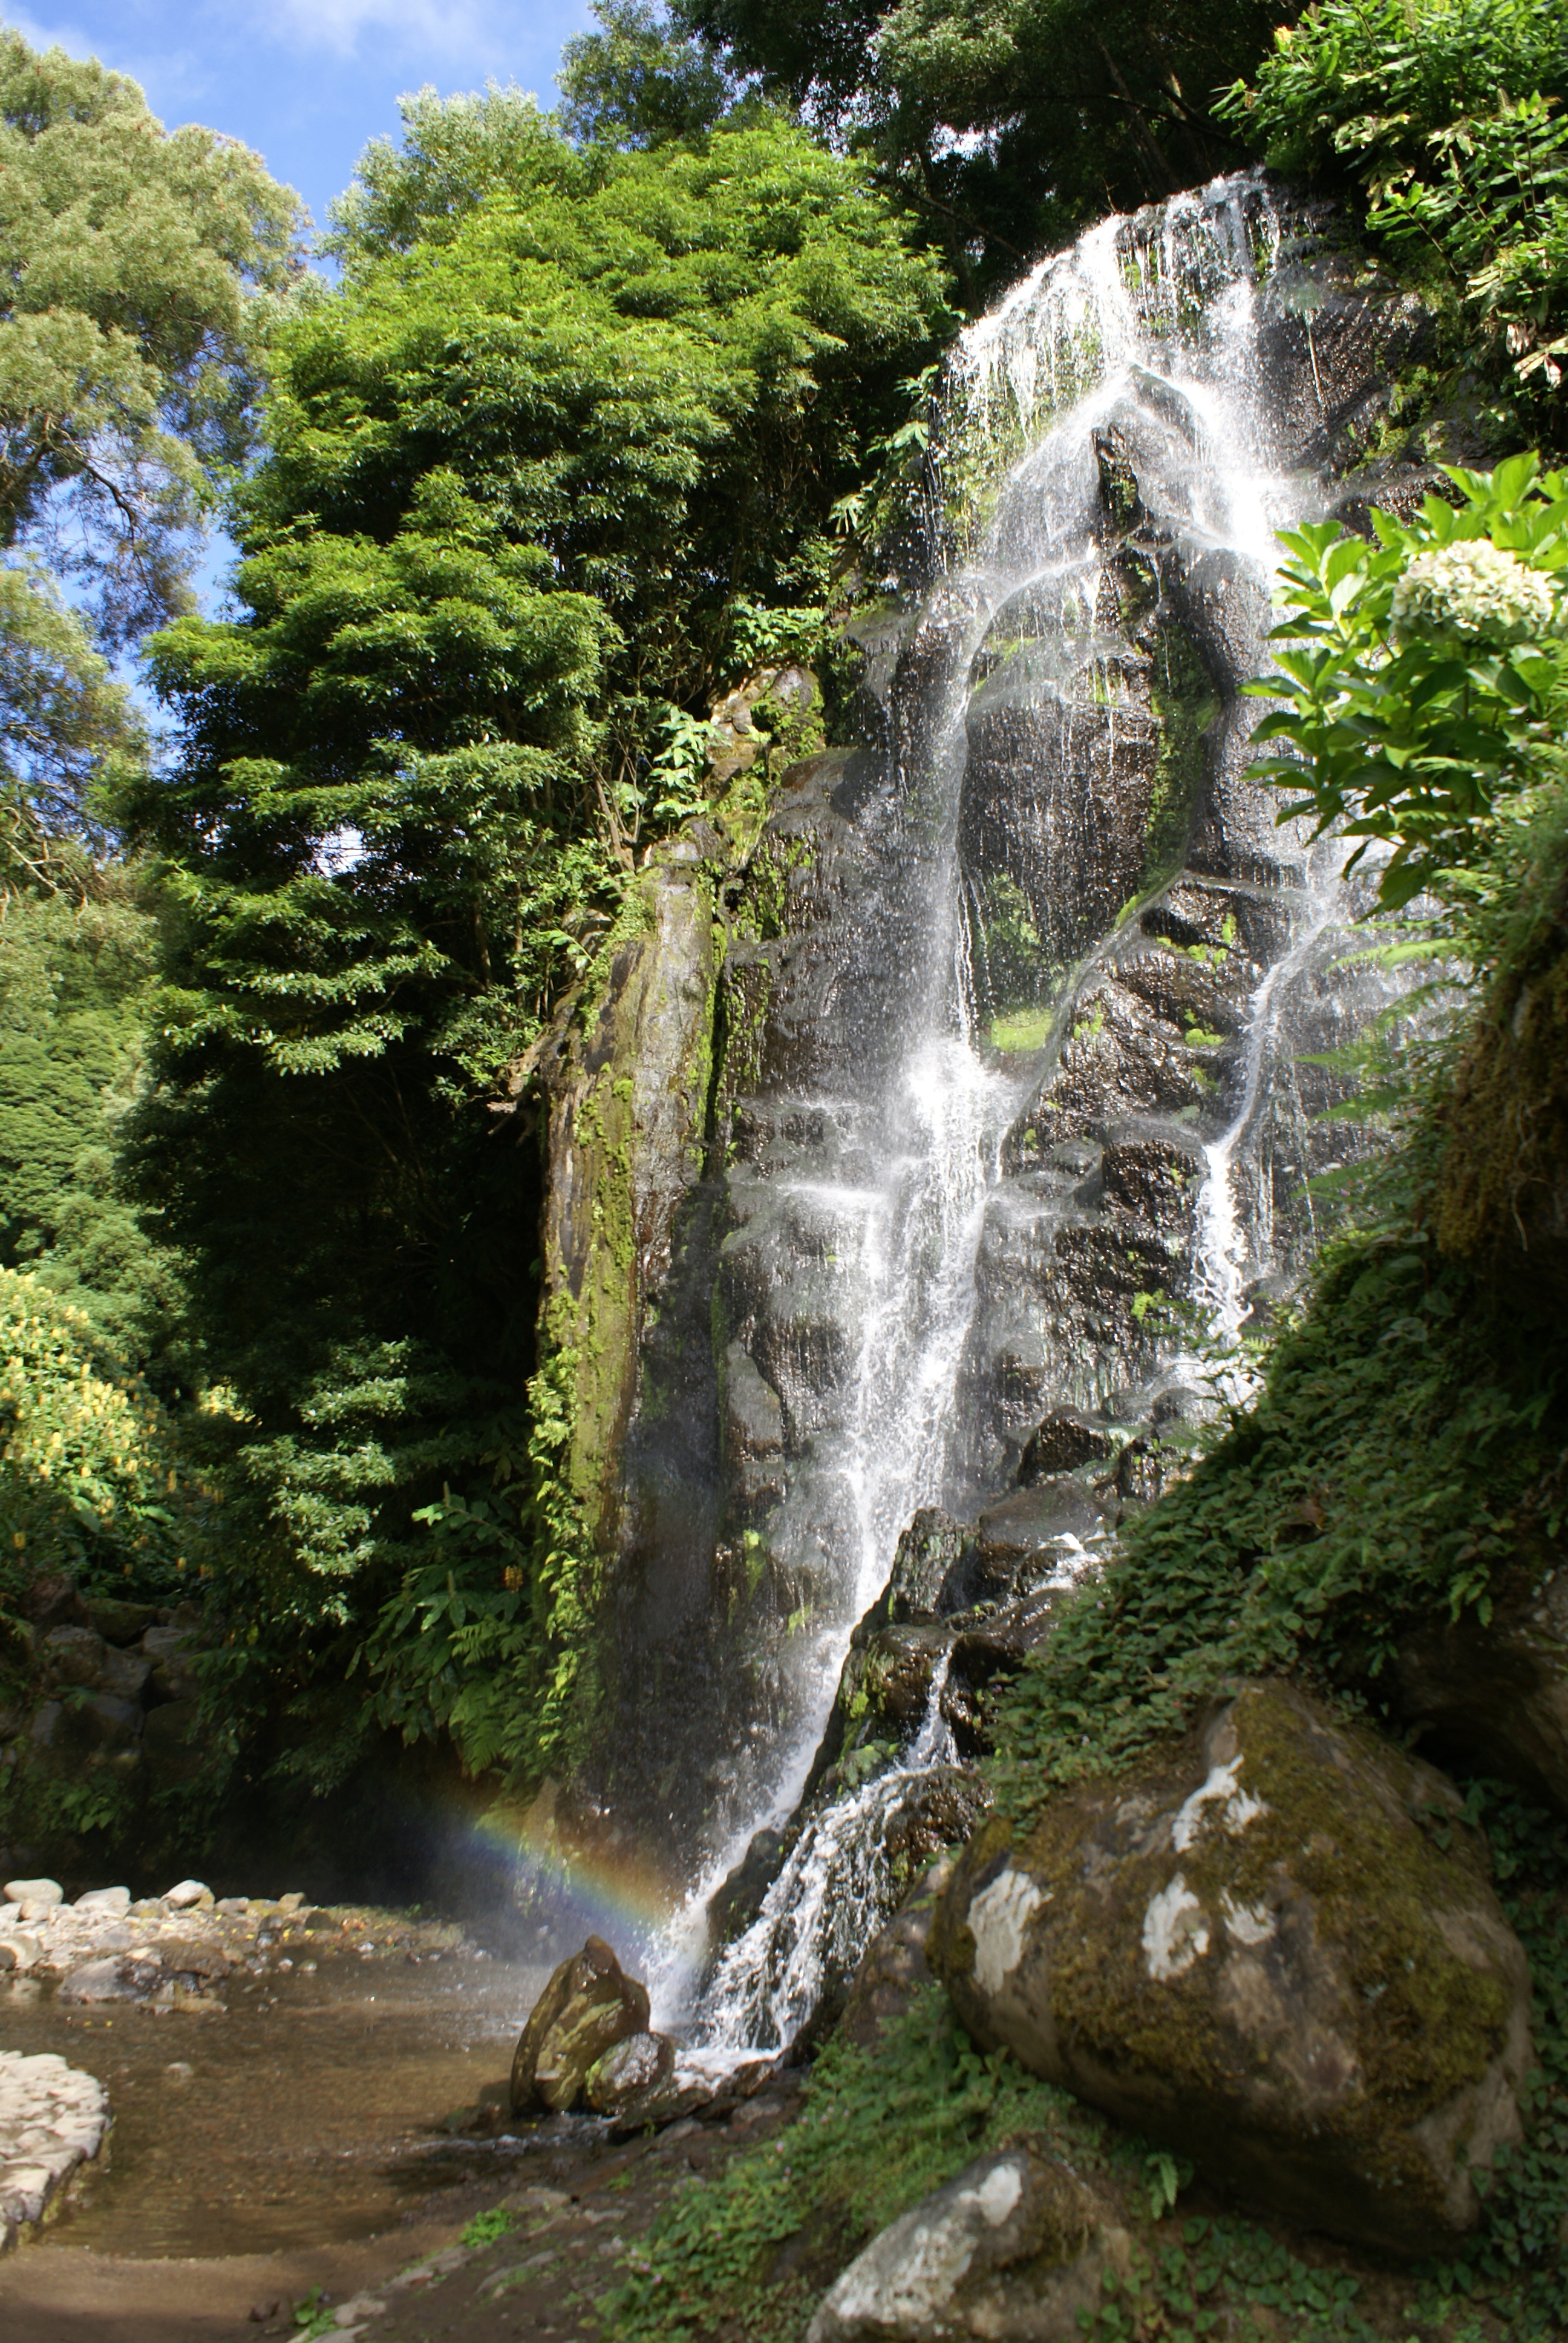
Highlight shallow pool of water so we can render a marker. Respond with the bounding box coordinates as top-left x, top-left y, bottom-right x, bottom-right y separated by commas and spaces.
1, 1942, 552, 2257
